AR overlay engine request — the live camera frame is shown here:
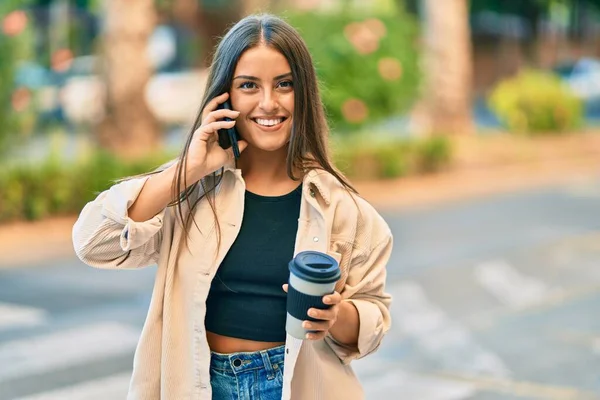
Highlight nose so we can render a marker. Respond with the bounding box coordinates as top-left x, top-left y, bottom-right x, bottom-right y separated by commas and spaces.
259, 89, 278, 113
